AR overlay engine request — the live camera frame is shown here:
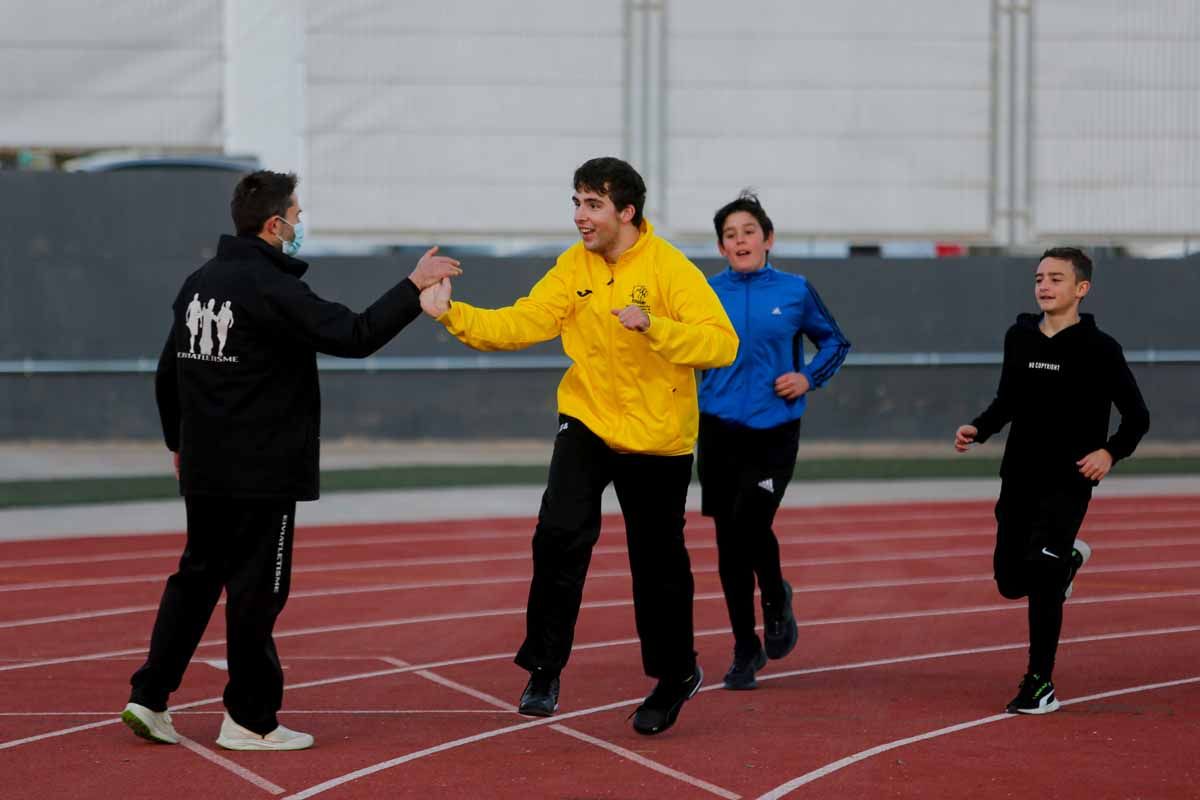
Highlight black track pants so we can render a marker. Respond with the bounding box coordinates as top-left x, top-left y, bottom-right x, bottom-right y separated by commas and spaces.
129, 496, 296, 734
515, 416, 697, 680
